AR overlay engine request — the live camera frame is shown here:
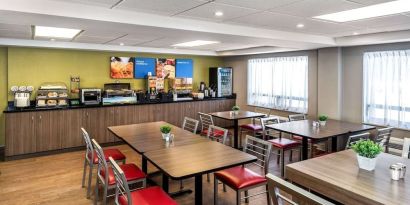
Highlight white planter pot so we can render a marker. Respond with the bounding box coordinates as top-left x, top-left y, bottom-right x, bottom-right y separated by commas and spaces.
319, 121, 326, 126
162, 133, 170, 140
357, 154, 378, 171
233, 111, 239, 115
